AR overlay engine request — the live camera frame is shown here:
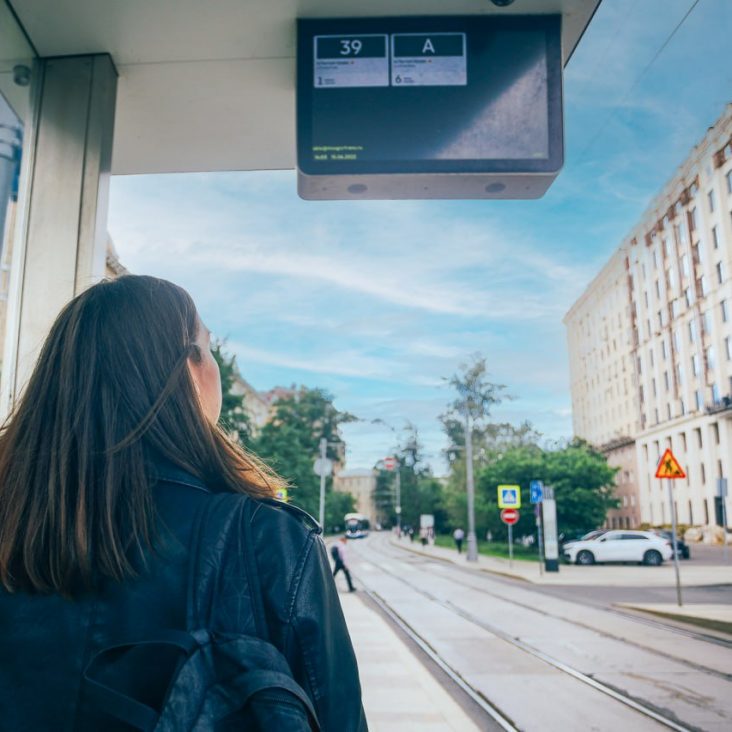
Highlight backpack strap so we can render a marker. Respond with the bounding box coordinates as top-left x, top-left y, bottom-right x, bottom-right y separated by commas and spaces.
83, 631, 201, 732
